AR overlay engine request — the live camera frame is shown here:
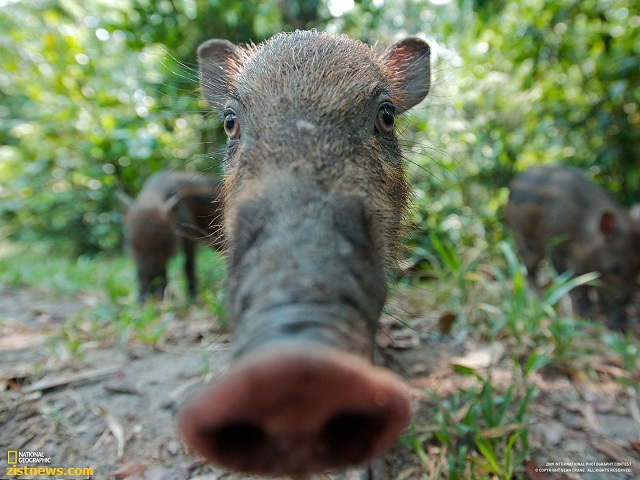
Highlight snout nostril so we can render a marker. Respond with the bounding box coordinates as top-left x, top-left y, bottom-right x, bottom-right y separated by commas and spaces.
200, 422, 268, 457
322, 412, 386, 460
180, 349, 412, 474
